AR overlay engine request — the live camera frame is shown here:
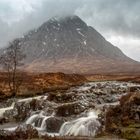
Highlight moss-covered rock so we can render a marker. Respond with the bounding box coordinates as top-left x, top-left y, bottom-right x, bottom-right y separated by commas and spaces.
105, 92, 140, 139
121, 124, 140, 140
